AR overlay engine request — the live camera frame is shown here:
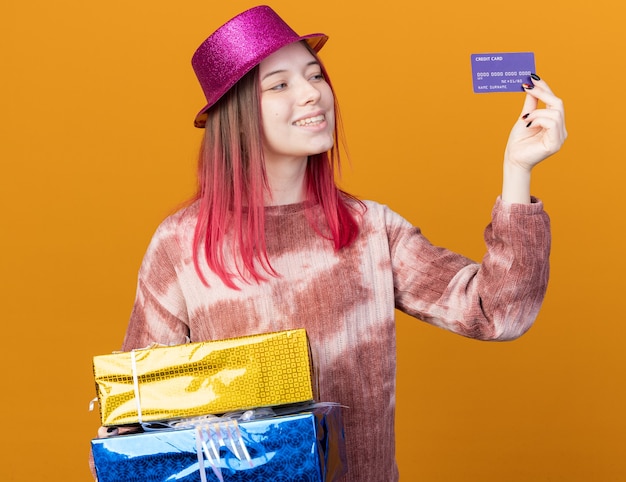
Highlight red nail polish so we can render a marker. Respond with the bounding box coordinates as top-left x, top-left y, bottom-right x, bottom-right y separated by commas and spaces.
522, 113, 530, 119
522, 83, 534, 90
